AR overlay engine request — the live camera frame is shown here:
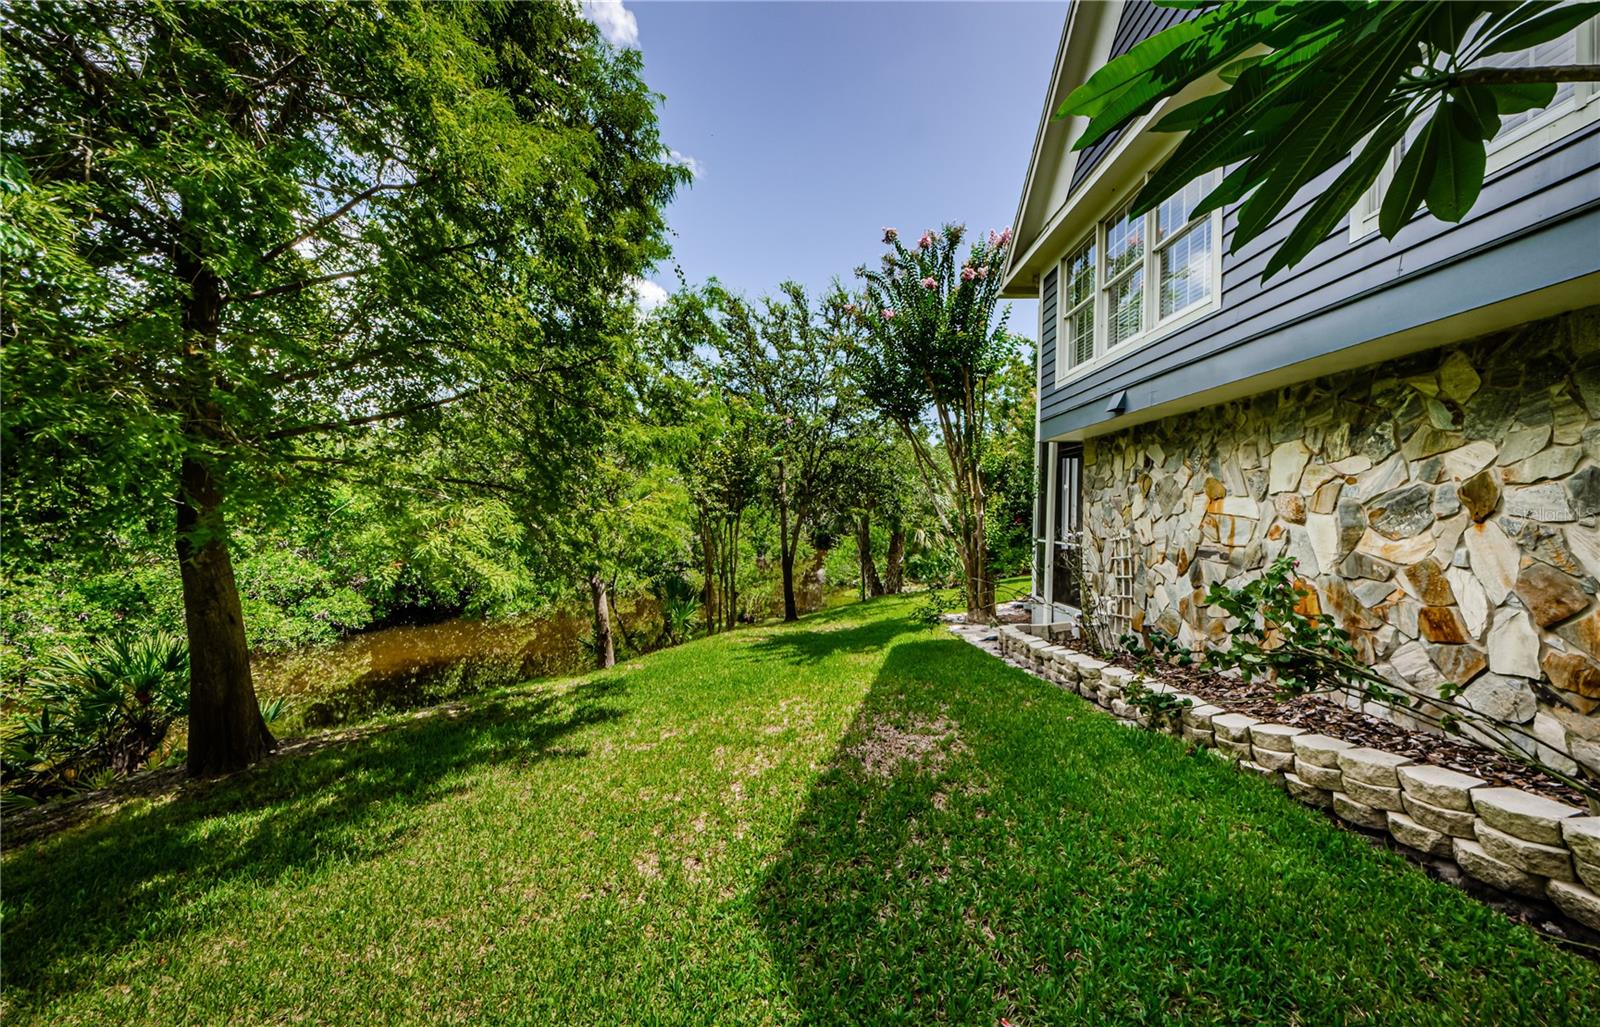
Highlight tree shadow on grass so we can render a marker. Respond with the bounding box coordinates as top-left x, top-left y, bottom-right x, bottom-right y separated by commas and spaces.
753, 636, 1600, 1025
737, 604, 915, 667
1, 675, 628, 1012
753, 636, 1023, 1024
